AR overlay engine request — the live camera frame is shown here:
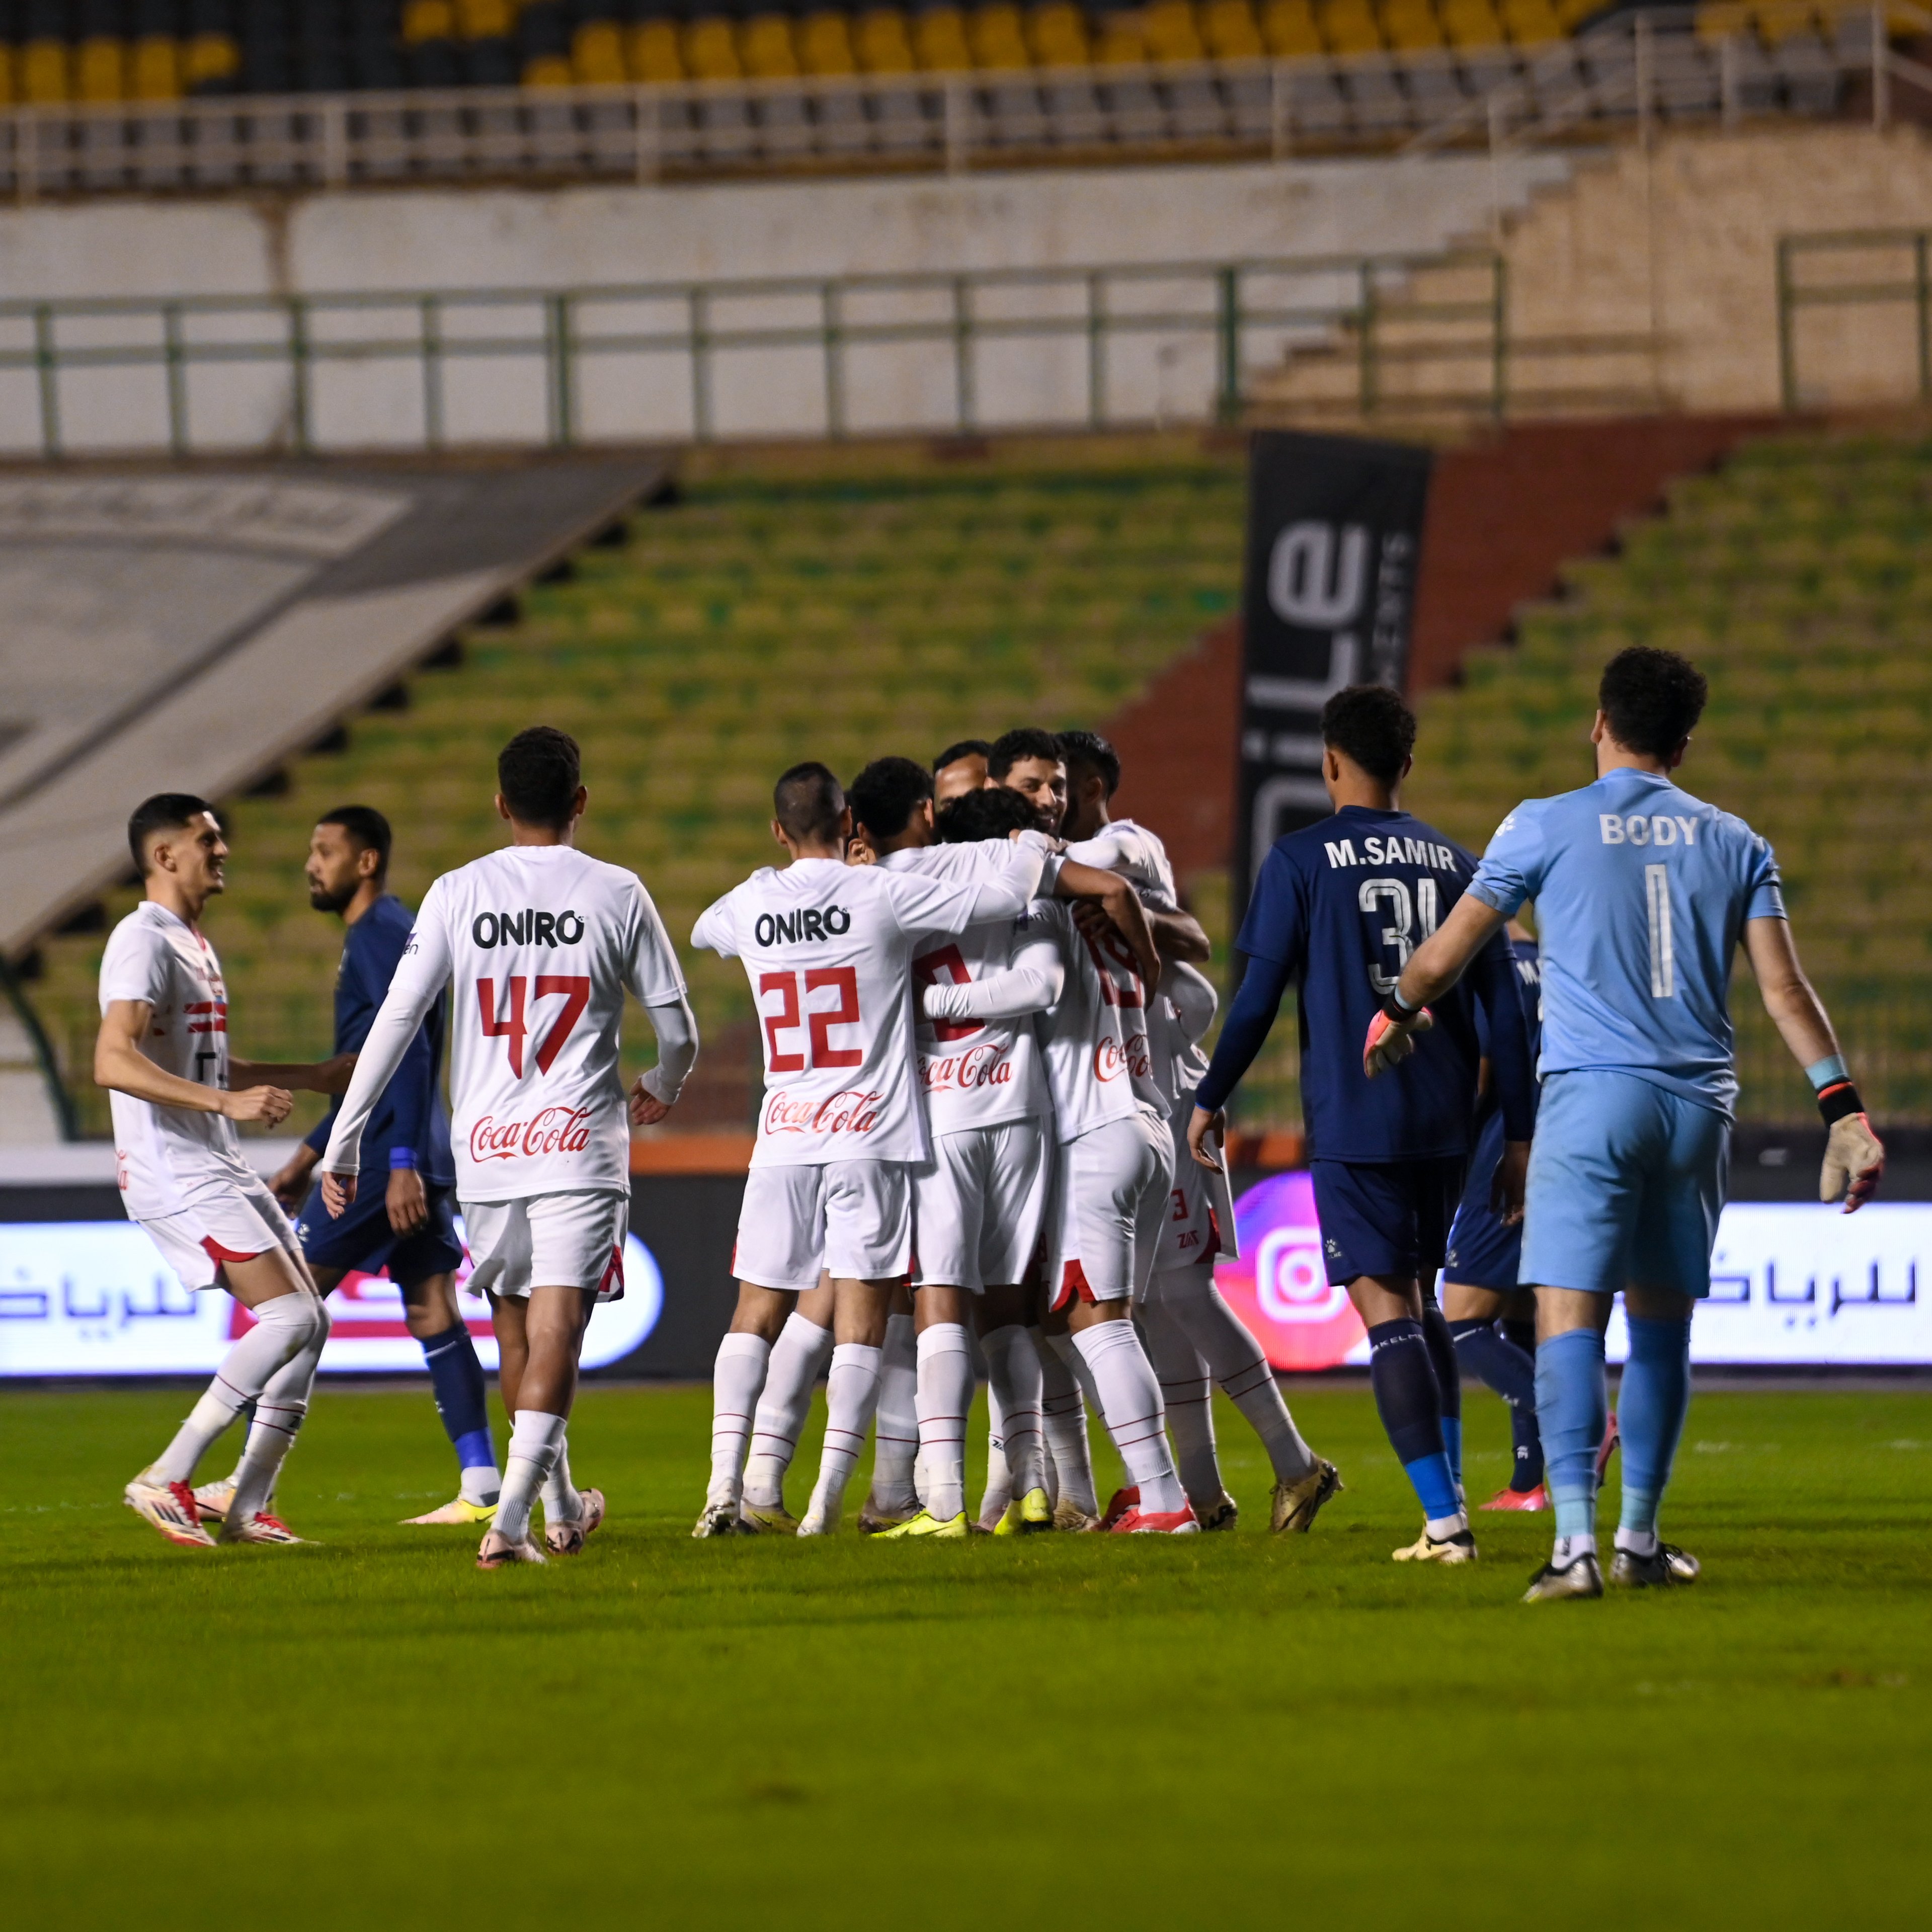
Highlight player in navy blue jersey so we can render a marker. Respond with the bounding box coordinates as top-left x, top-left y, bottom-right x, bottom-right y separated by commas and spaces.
1441, 923, 1550, 1510
232, 807, 499, 1528
1189, 686, 1536, 1565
